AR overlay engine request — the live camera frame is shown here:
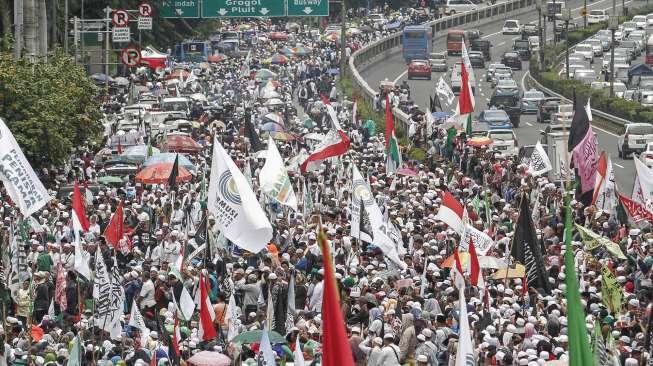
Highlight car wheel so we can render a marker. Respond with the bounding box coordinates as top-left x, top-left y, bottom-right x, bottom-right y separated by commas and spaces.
427, 75, 432, 80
